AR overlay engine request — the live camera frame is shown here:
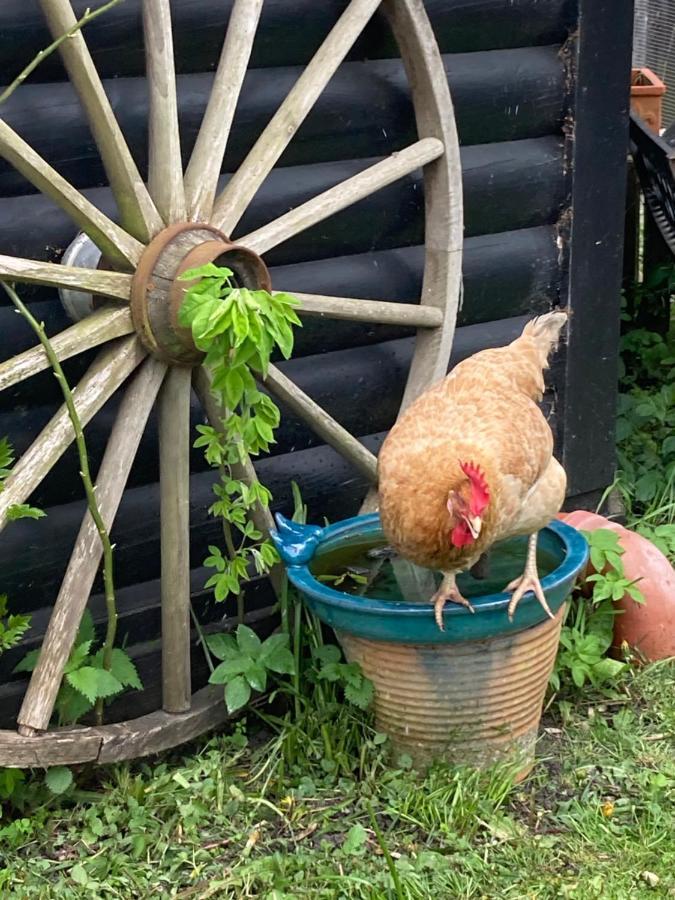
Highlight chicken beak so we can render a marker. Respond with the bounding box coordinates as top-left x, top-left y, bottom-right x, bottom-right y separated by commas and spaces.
466, 515, 482, 539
